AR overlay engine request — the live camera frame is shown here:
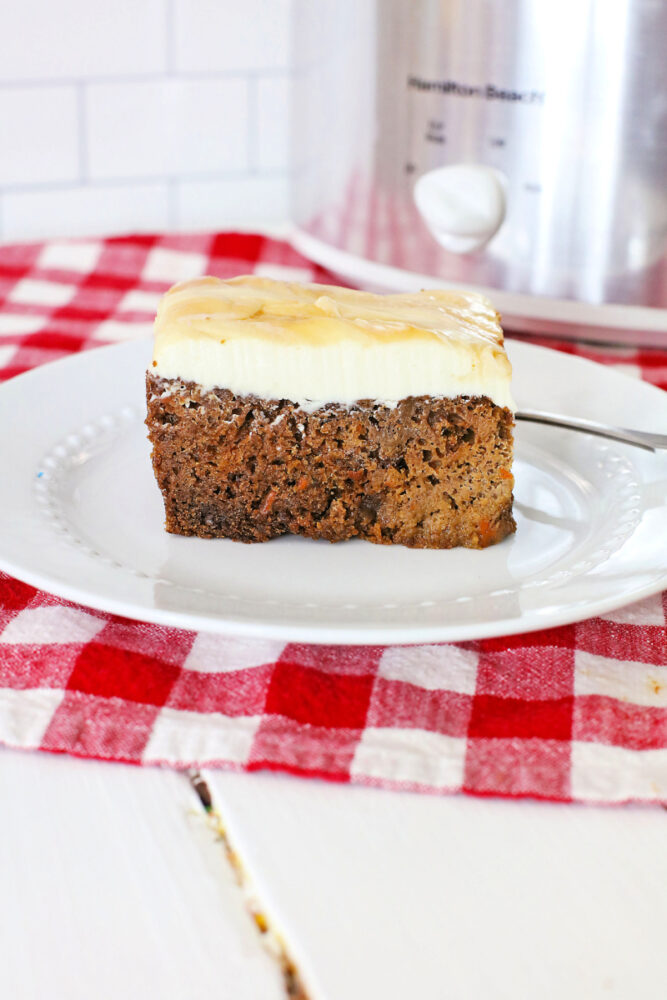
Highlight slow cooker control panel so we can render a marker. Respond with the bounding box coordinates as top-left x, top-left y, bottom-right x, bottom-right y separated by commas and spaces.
413, 164, 507, 253
405, 71, 546, 257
